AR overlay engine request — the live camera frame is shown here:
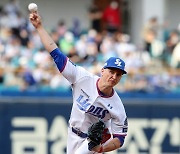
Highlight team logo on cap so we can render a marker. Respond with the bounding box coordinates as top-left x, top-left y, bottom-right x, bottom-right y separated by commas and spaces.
115, 59, 122, 67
